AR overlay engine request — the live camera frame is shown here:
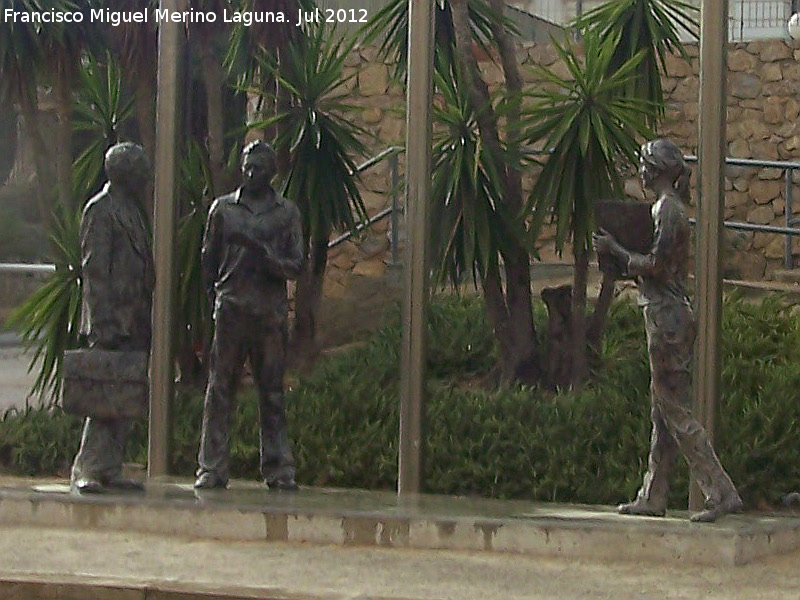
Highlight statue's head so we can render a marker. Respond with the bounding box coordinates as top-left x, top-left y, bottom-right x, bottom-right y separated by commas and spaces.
241, 140, 277, 194
639, 138, 690, 198
105, 142, 150, 196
